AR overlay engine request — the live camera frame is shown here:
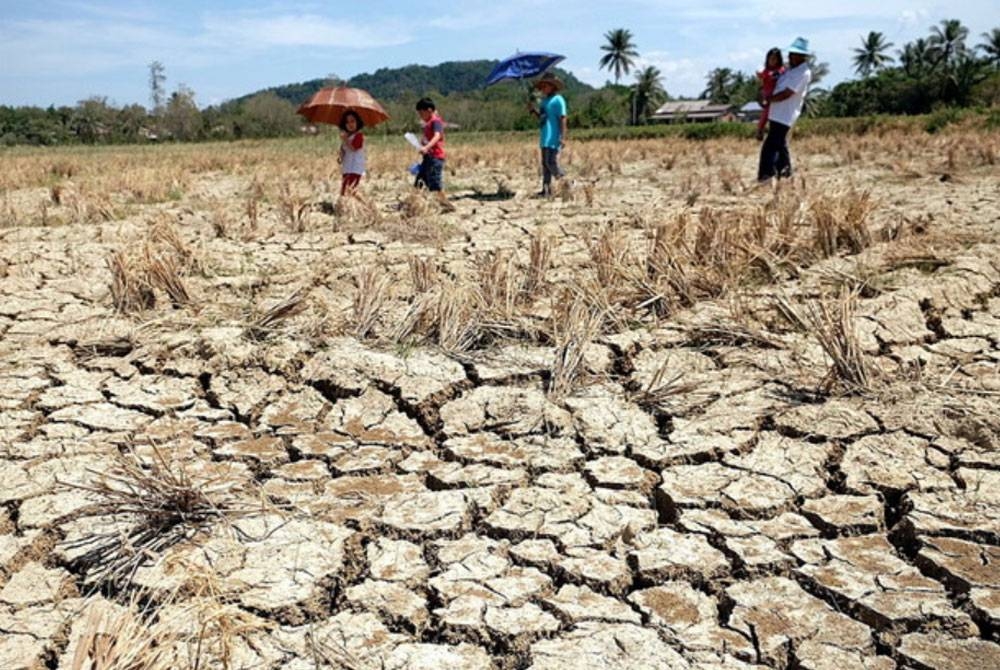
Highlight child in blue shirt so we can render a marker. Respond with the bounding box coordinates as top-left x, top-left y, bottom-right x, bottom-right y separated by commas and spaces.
528, 73, 568, 197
